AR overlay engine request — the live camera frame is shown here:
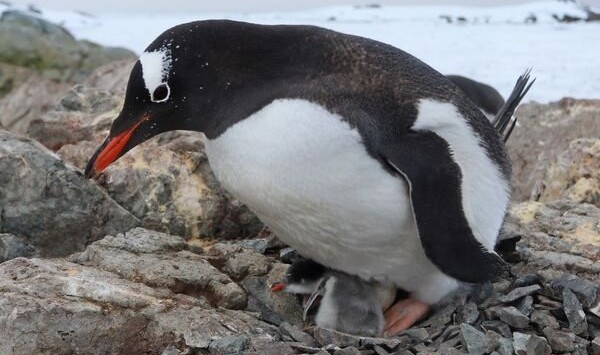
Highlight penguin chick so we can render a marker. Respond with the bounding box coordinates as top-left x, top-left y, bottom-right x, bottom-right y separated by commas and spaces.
272, 259, 396, 337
